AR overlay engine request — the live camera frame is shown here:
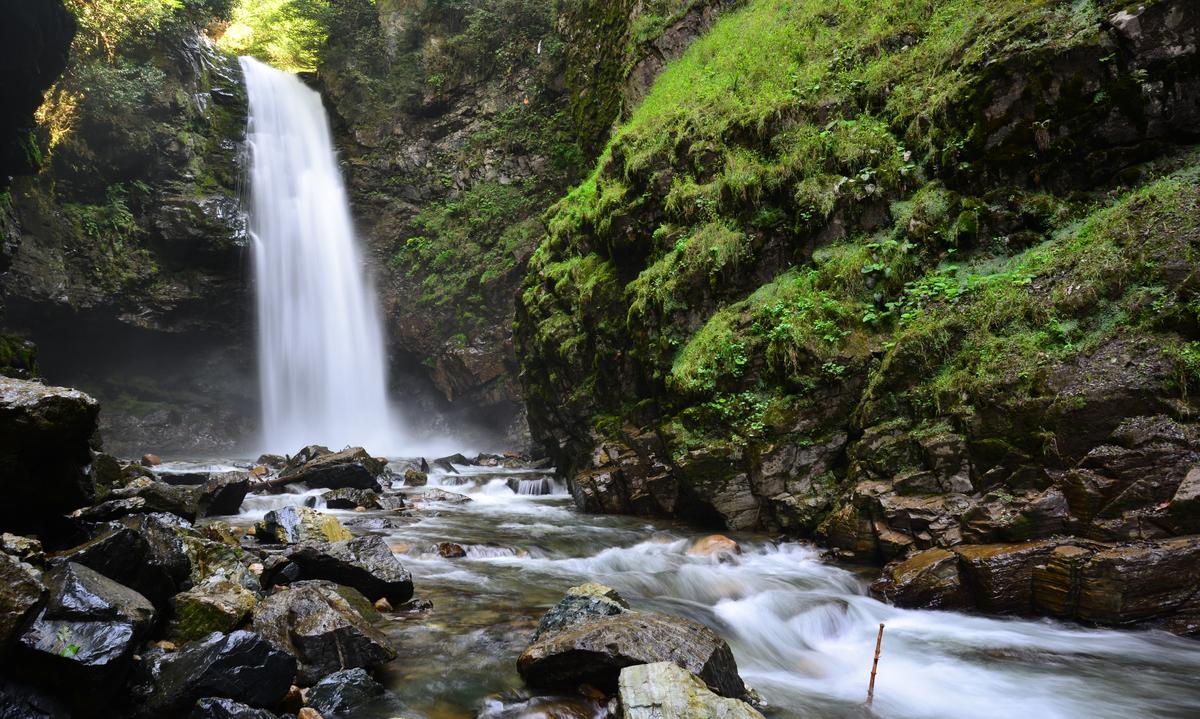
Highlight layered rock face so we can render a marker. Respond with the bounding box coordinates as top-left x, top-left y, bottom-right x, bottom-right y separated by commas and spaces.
515, 0, 1200, 631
